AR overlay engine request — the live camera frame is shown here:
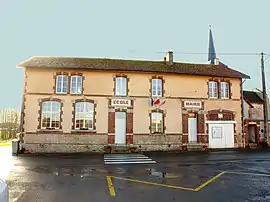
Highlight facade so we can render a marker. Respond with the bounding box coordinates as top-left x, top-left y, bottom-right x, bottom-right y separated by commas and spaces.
17, 52, 250, 153
243, 90, 270, 147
